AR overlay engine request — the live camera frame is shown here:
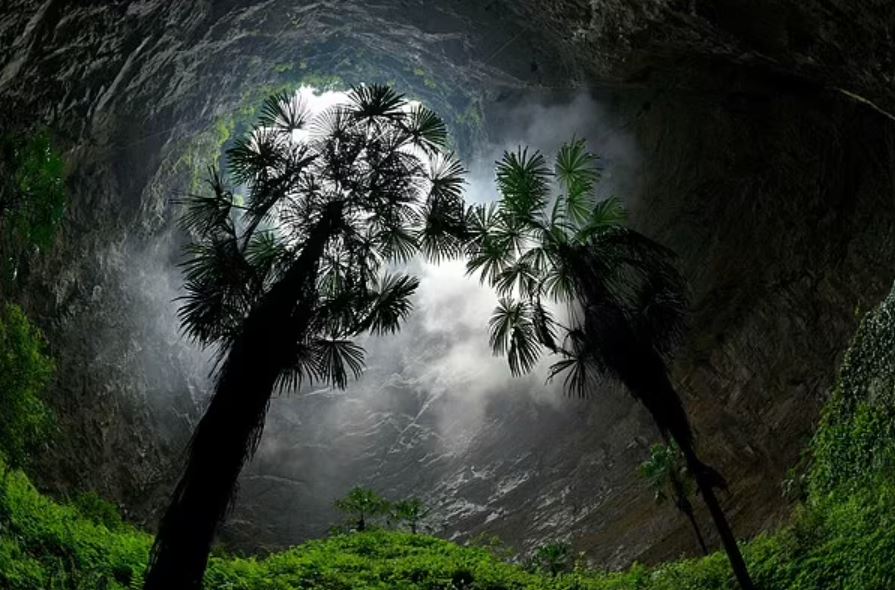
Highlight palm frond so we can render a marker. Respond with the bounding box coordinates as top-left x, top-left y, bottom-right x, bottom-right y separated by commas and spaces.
347, 84, 406, 122
542, 264, 576, 302
427, 152, 466, 204
547, 353, 597, 398
555, 139, 600, 225
407, 156, 466, 261
488, 297, 541, 376
494, 260, 537, 298
177, 167, 235, 237
466, 239, 511, 286
274, 339, 320, 392
532, 300, 558, 352
375, 225, 418, 263
227, 128, 285, 184
575, 196, 627, 242
259, 90, 309, 134
403, 104, 448, 153
312, 338, 366, 389
496, 148, 550, 222
310, 105, 354, 140
361, 273, 419, 335
245, 230, 289, 284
